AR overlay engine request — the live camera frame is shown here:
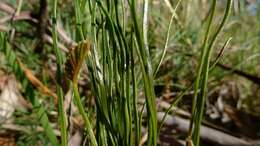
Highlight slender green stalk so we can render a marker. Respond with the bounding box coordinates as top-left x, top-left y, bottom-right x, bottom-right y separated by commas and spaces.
64, 41, 97, 146
193, 1, 233, 145
51, 0, 67, 145
10, 0, 23, 41
75, 0, 85, 41
130, 31, 141, 146
154, 0, 182, 76
209, 38, 232, 71
73, 4, 98, 144
121, 0, 126, 34
188, 0, 217, 139
129, 0, 157, 145
73, 82, 98, 146
188, 1, 233, 145
158, 83, 193, 133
